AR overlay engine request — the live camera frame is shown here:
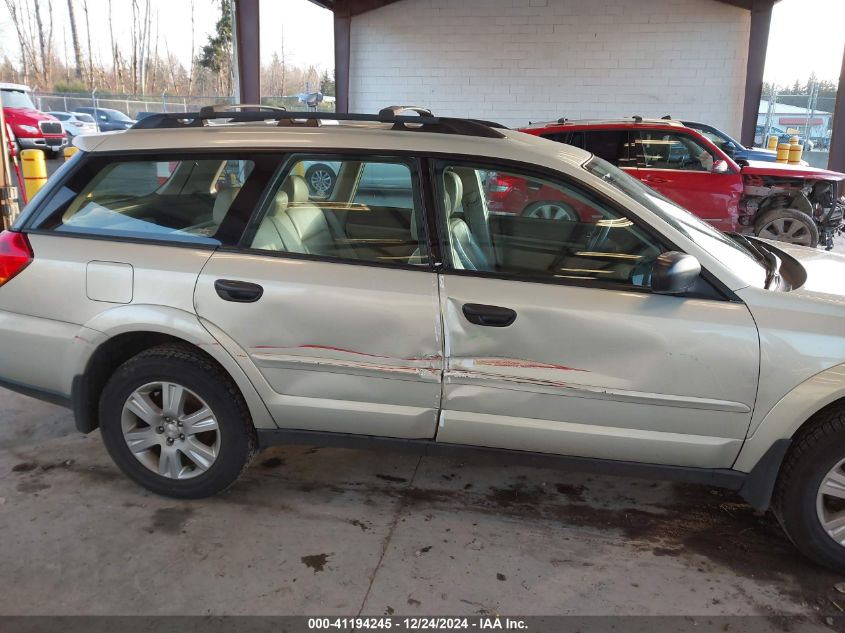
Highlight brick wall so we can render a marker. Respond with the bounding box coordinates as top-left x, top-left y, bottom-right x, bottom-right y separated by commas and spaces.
348, 0, 750, 136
